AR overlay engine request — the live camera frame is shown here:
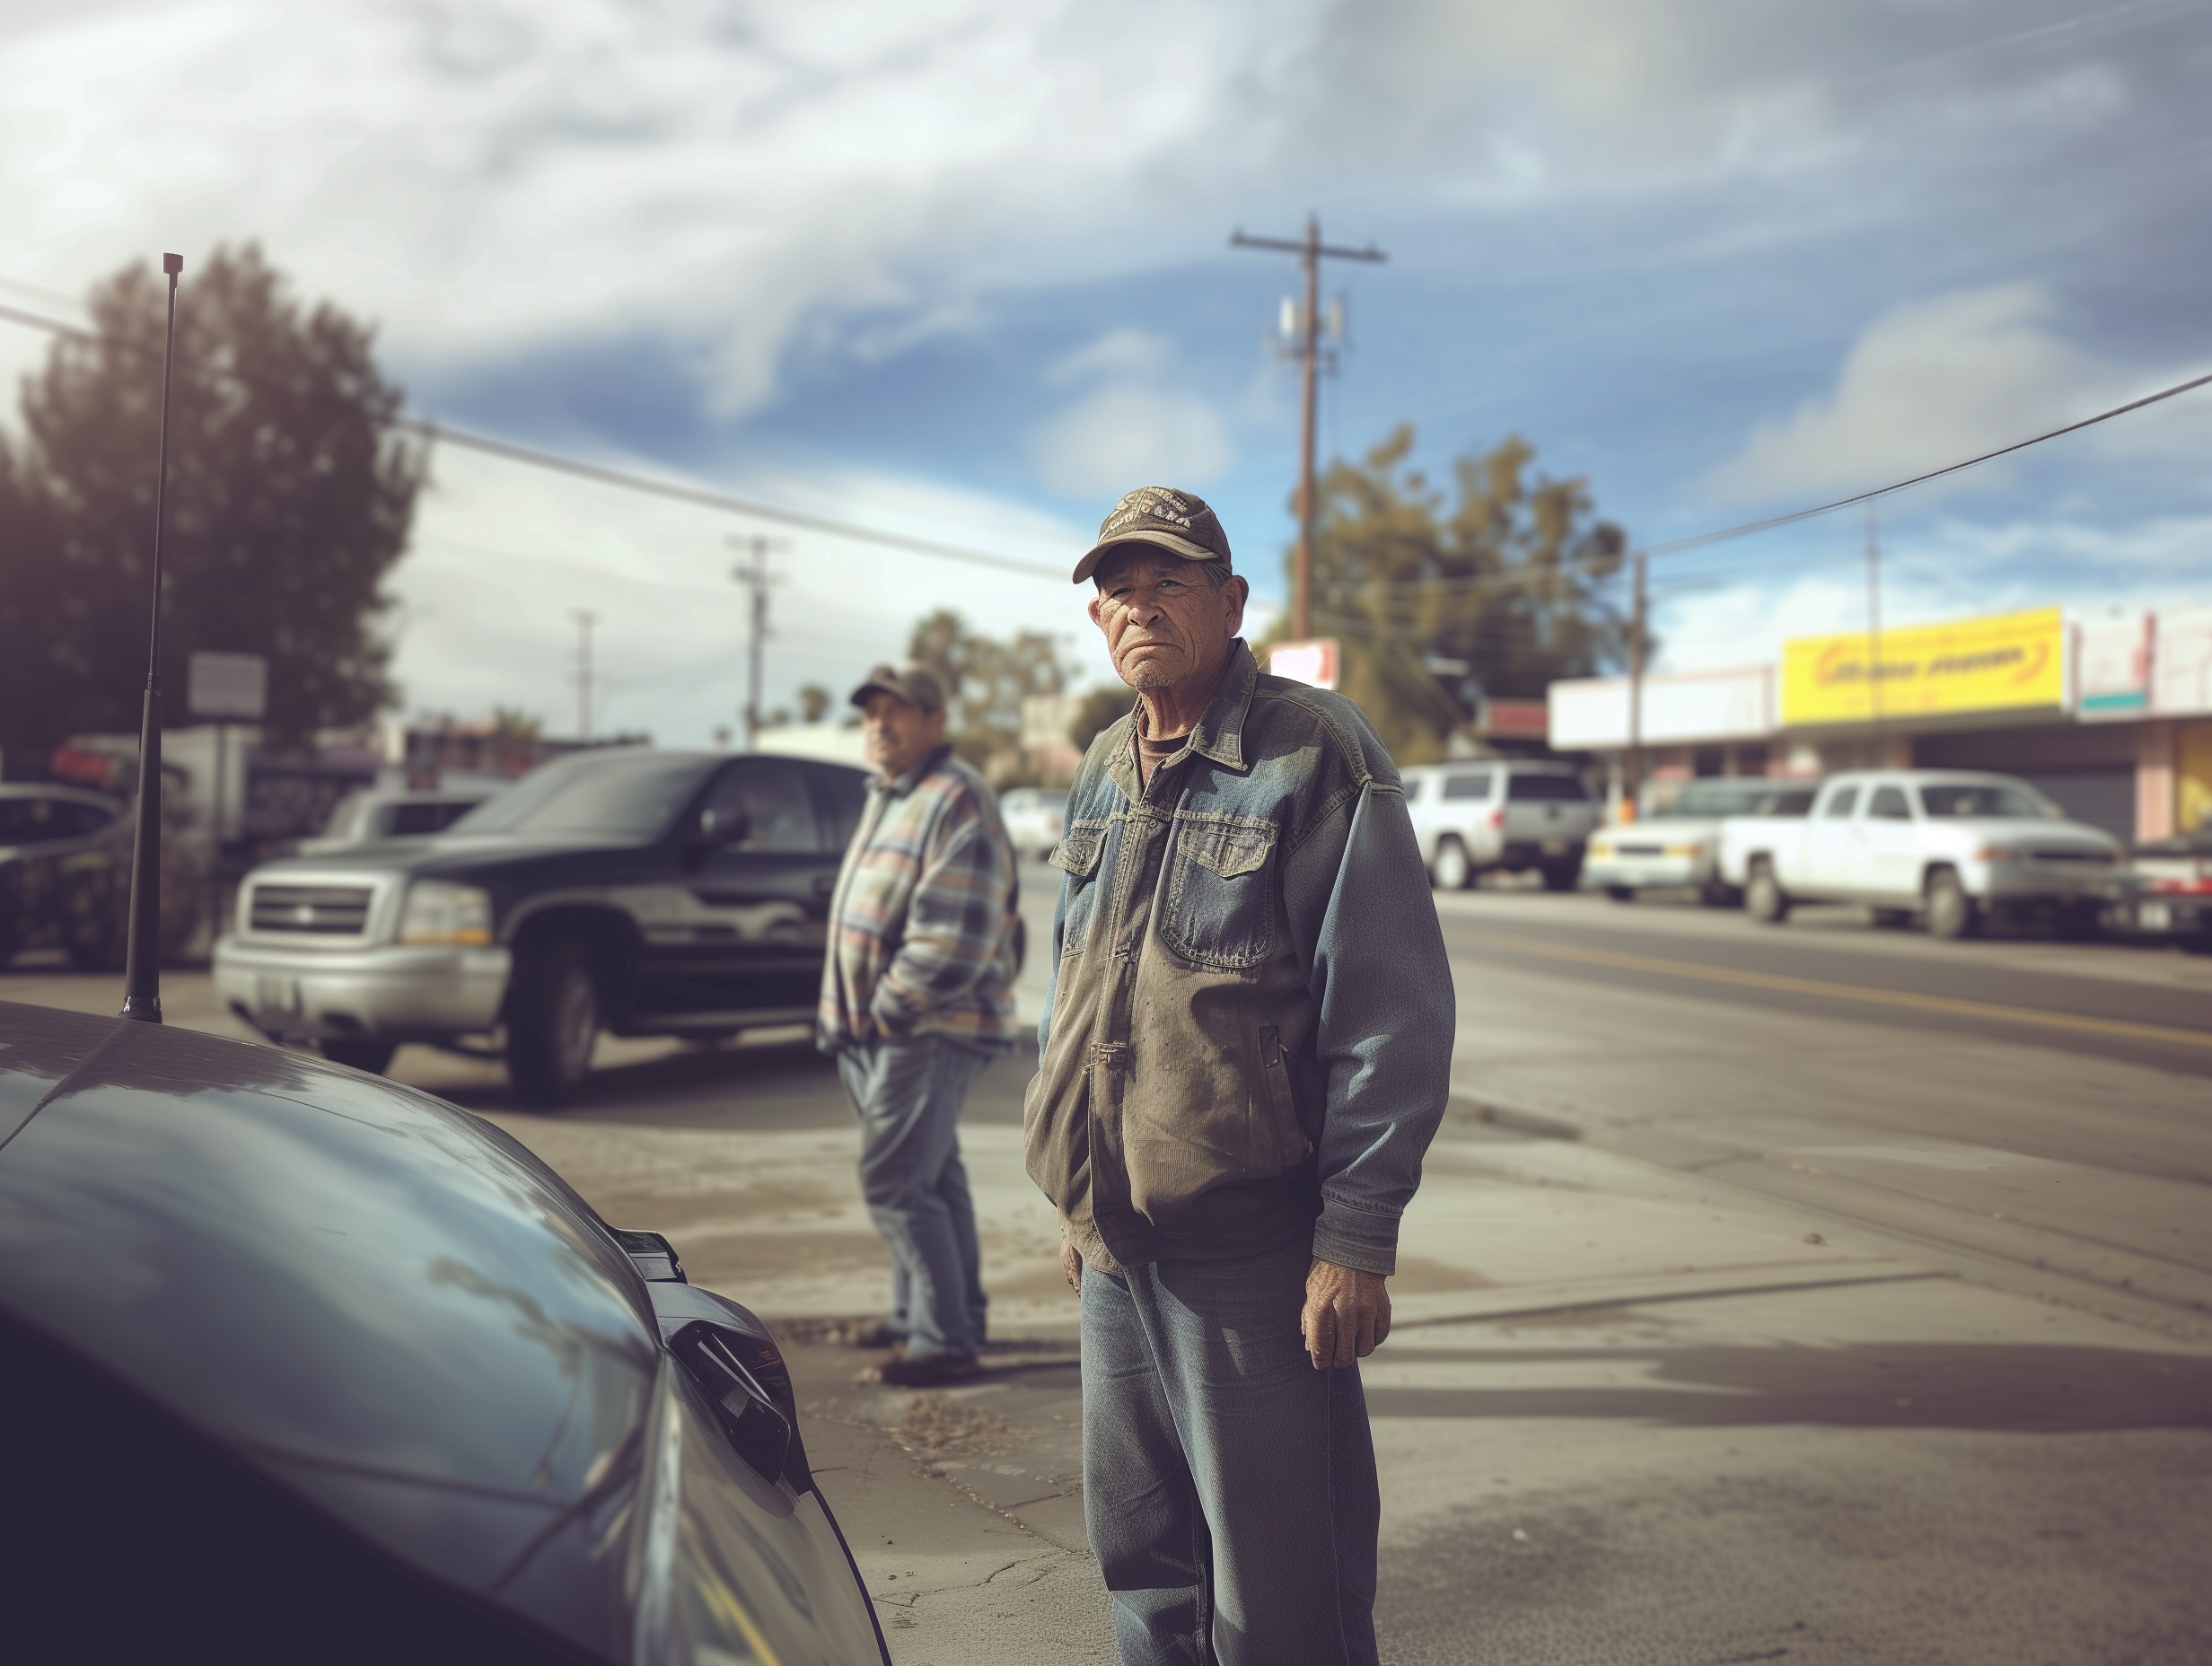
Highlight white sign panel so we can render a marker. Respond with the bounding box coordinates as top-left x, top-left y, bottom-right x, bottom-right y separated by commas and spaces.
1548, 665, 1774, 750
2076, 611, 2150, 720
1269, 639, 1339, 691
2152, 608, 2212, 716
188, 651, 268, 721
